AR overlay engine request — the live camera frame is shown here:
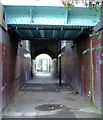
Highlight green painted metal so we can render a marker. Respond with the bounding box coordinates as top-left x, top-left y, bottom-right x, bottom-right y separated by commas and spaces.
3, 6, 100, 41
4, 6, 67, 25
4, 6, 100, 26
8, 24, 91, 40
68, 7, 100, 26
